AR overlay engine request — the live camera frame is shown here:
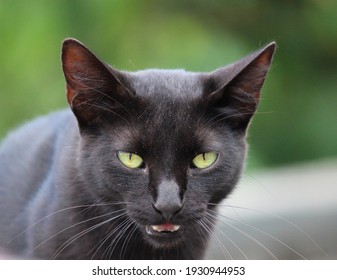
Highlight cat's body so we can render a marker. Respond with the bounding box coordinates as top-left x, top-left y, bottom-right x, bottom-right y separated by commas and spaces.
0, 39, 275, 259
